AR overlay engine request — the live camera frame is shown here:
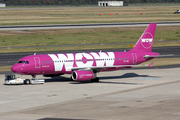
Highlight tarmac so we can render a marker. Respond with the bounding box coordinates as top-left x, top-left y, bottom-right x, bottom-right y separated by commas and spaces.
0, 67, 180, 120
1, 22, 180, 31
